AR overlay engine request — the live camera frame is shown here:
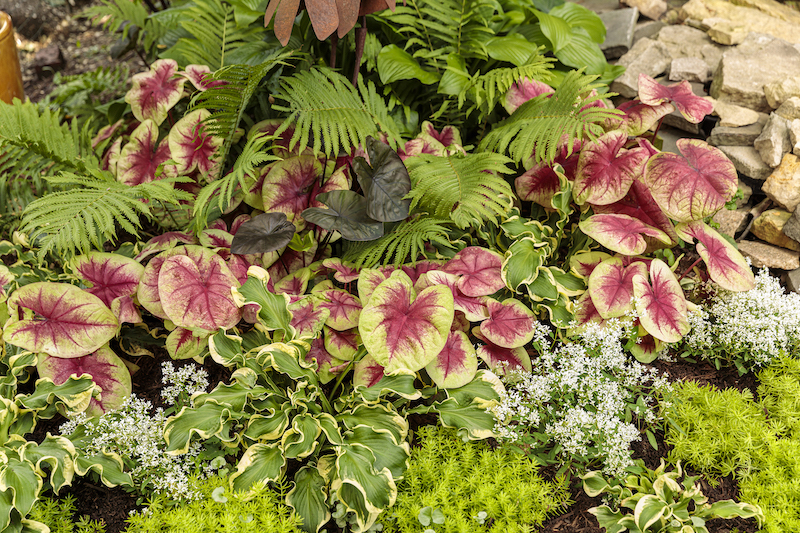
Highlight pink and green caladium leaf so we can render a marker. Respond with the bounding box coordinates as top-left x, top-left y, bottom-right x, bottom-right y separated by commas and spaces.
359, 271, 454, 374
503, 77, 553, 114
169, 109, 224, 179
324, 326, 361, 361
443, 246, 505, 297
102, 137, 122, 175
479, 298, 536, 349
632, 259, 690, 343
629, 325, 663, 364
135, 232, 197, 262
316, 288, 362, 331
605, 99, 675, 136
92, 119, 124, 149
571, 291, 606, 329
473, 328, 532, 375
675, 220, 755, 291
117, 119, 173, 186
166, 327, 209, 360
587, 257, 648, 319
179, 64, 227, 91
644, 139, 738, 223
288, 297, 330, 339
125, 59, 185, 126
357, 266, 395, 306
514, 164, 563, 208
426, 270, 488, 322
274, 268, 312, 296
72, 252, 144, 325
353, 354, 386, 388
158, 246, 242, 331
570, 251, 613, 278
638, 74, 714, 124
573, 130, 649, 206
37, 346, 132, 417
425, 330, 478, 389
306, 336, 346, 384
418, 121, 463, 152
5, 282, 119, 358
580, 214, 671, 255
323, 258, 361, 283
